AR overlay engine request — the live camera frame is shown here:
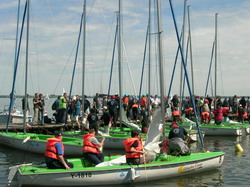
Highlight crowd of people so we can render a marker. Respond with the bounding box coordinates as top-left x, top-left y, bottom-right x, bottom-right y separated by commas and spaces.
170, 94, 250, 125
33, 92, 250, 170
